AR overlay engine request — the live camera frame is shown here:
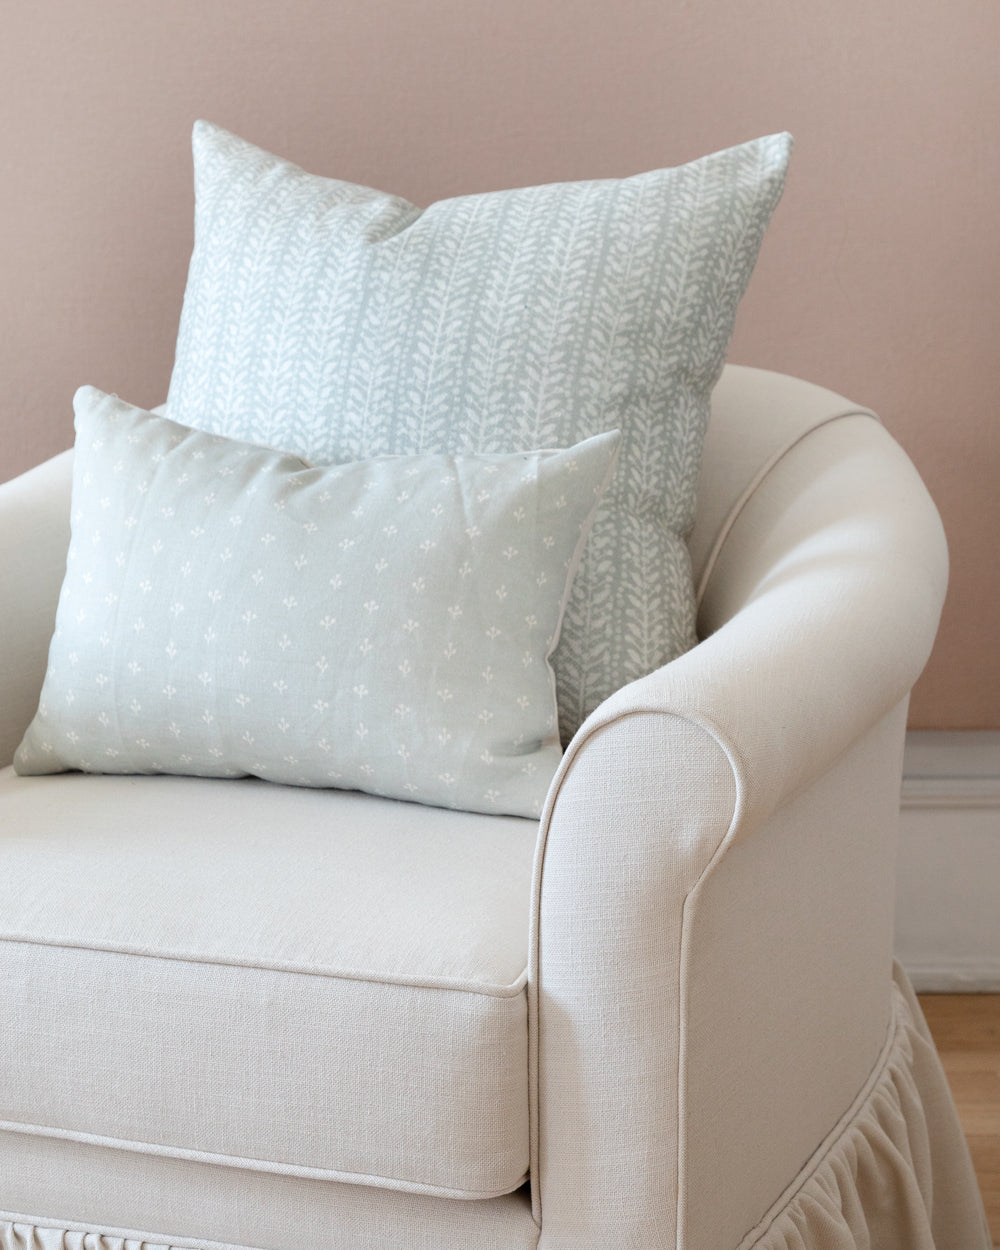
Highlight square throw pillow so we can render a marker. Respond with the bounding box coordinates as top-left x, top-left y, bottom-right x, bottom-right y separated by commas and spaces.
167, 123, 792, 738
15, 388, 619, 818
